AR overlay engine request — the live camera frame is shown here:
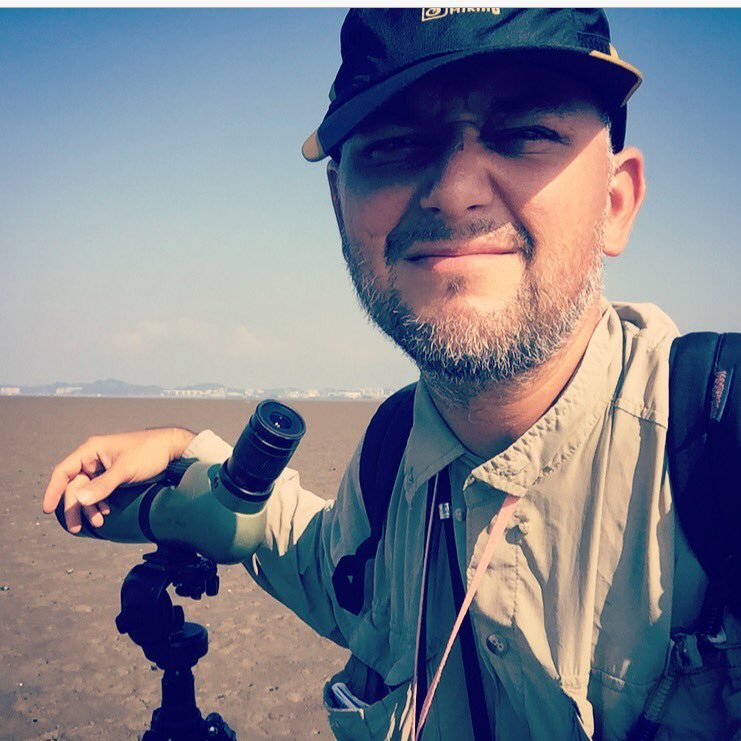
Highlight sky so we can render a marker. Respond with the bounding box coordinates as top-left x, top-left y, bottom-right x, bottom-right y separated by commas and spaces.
1, 8, 739, 390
